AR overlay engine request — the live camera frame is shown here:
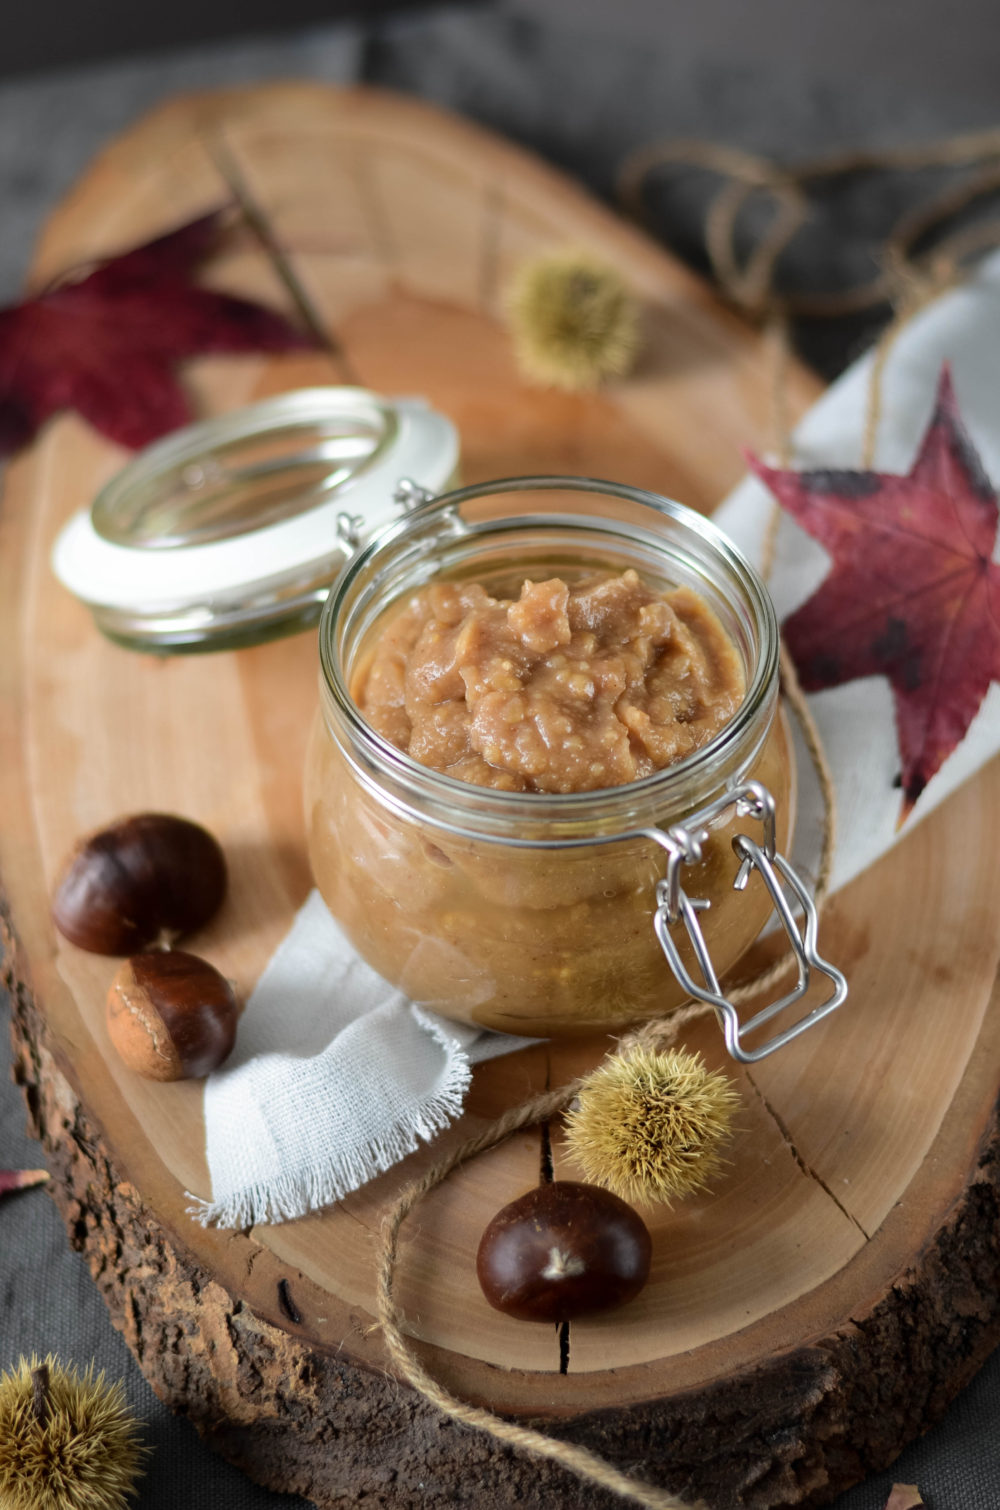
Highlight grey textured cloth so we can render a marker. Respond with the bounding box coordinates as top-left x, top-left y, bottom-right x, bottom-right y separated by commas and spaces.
3, 7, 1000, 1507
